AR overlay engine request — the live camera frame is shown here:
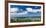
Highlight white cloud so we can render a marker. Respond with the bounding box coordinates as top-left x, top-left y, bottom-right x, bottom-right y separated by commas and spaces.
32, 9, 41, 12
10, 8, 19, 12
26, 8, 41, 13
26, 8, 33, 12
17, 11, 27, 15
